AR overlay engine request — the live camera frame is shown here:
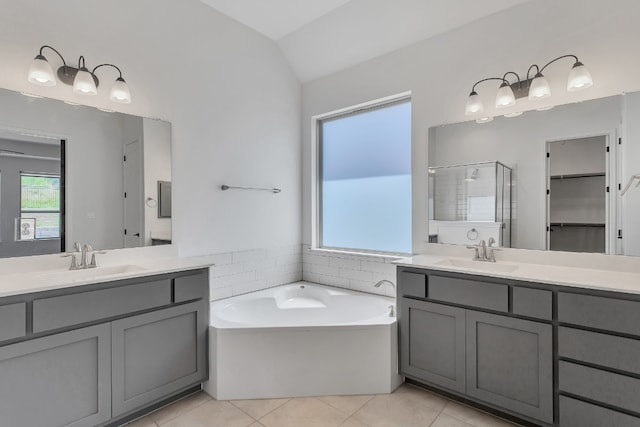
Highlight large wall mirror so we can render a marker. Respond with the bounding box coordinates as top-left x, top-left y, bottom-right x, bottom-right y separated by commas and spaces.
0, 88, 171, 258
428, 91, 640, 256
